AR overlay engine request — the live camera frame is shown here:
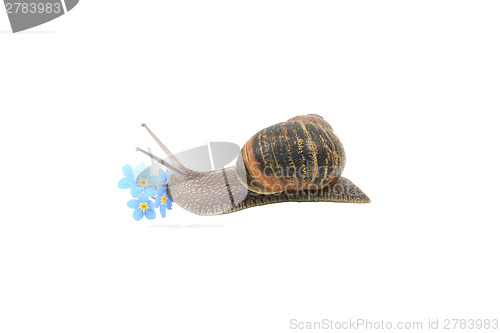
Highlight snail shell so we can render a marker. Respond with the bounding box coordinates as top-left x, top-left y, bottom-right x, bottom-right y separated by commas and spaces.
236, 114, 345, 194
138, 114, 370, 216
